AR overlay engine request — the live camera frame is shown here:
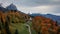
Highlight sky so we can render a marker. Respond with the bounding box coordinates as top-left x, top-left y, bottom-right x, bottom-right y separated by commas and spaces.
0, 0, 60, 16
